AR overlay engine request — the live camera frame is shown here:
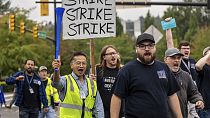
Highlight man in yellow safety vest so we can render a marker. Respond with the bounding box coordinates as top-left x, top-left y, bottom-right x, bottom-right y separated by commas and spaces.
38, 66, 60, 118
52, 51, 104, 118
